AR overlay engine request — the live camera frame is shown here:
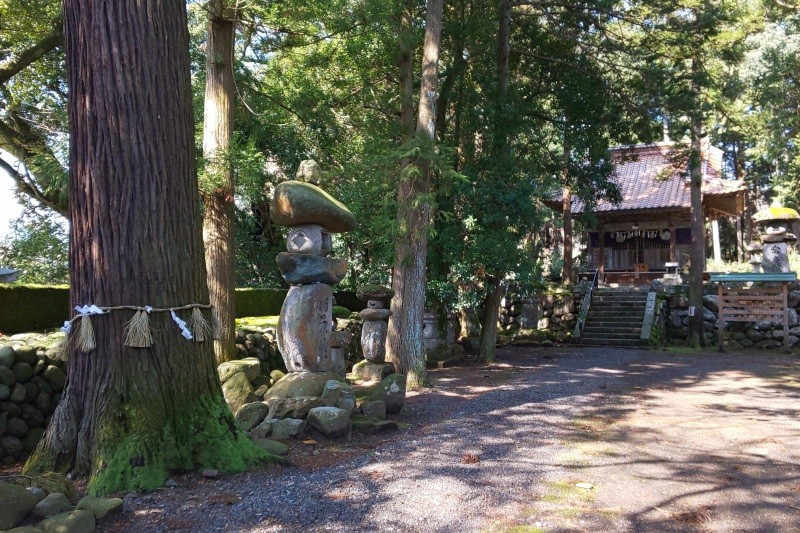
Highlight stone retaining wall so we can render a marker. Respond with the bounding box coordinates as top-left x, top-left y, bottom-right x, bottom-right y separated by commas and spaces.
660, 283, 800, 349
0, 334, 67, 465
498, 290, 581, 343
